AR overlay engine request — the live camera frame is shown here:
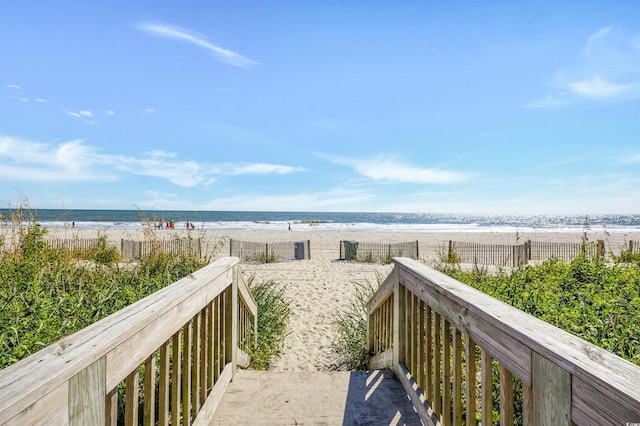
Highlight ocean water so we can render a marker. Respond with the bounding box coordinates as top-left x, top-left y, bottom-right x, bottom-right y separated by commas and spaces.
2, 209, 639, 233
